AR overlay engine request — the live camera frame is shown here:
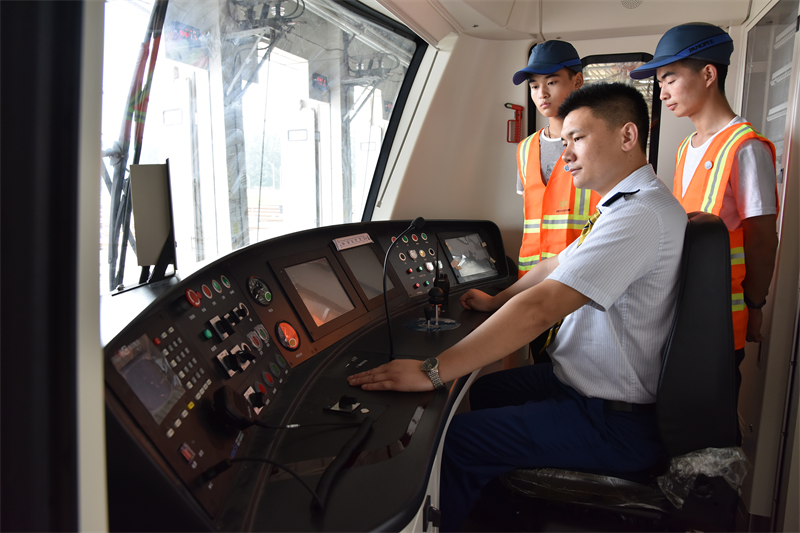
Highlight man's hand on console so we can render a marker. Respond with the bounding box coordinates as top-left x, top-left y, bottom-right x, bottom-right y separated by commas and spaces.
347, 359, 435, 392
459, 289, 499, 312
